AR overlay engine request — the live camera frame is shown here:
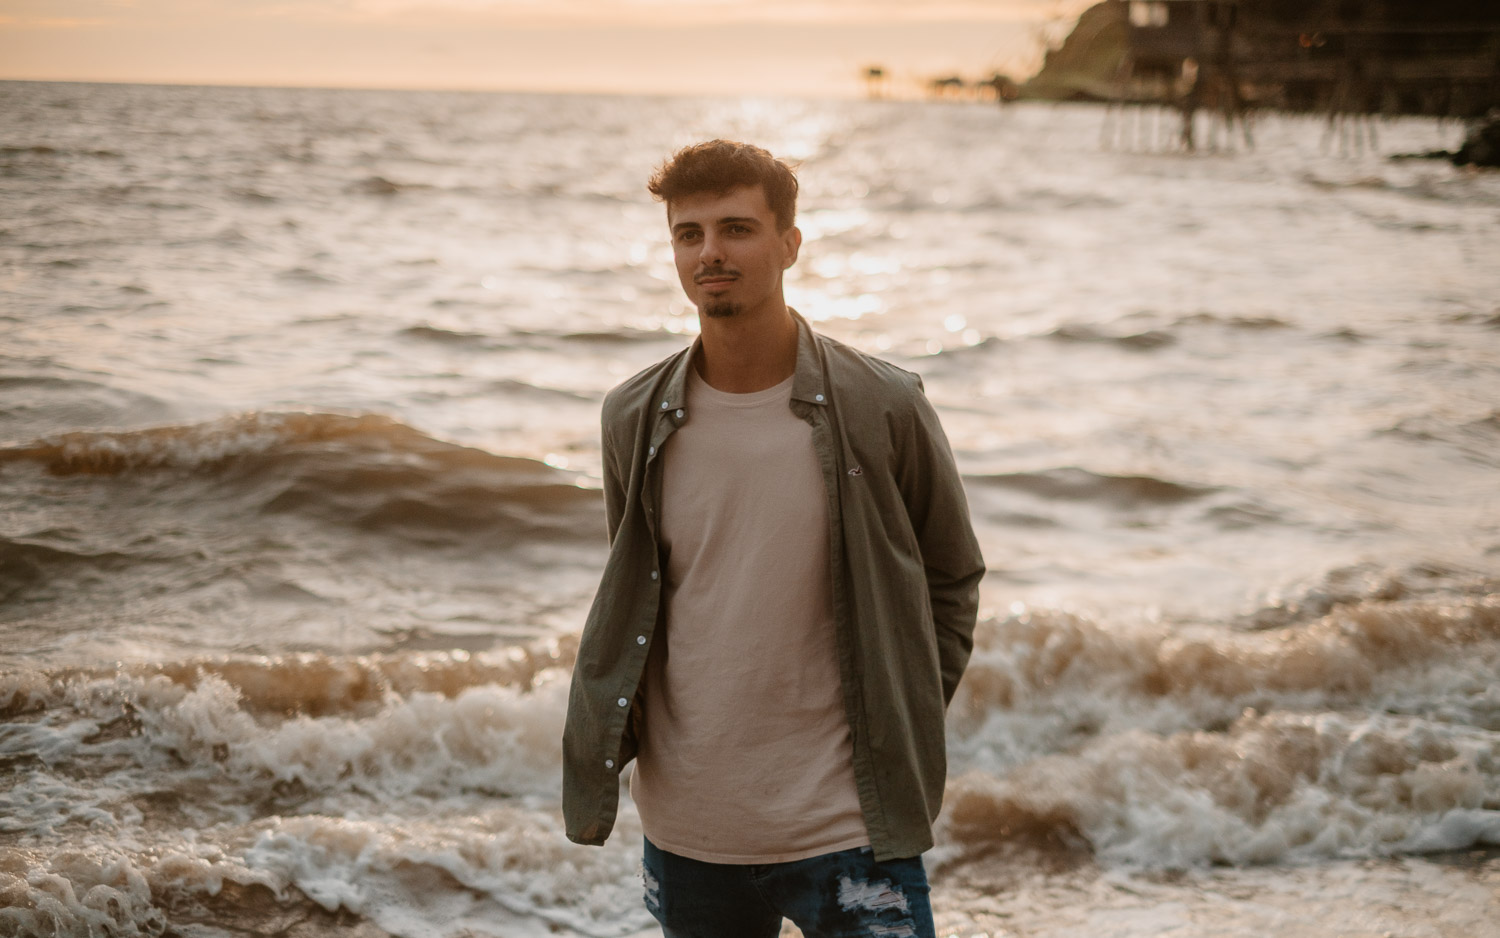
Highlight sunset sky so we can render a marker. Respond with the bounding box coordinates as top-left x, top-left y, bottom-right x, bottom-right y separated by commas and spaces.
0, 0, 1091, 97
